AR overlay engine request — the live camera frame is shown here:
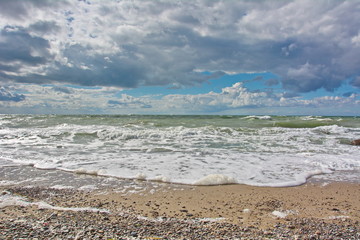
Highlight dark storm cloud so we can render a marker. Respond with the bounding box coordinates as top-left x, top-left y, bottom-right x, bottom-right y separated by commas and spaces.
0, 26, 51, 66
0, 63, 19, 72
0, 0, 359, 93
41, 43, 150, 87
48, 60, 148, 88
